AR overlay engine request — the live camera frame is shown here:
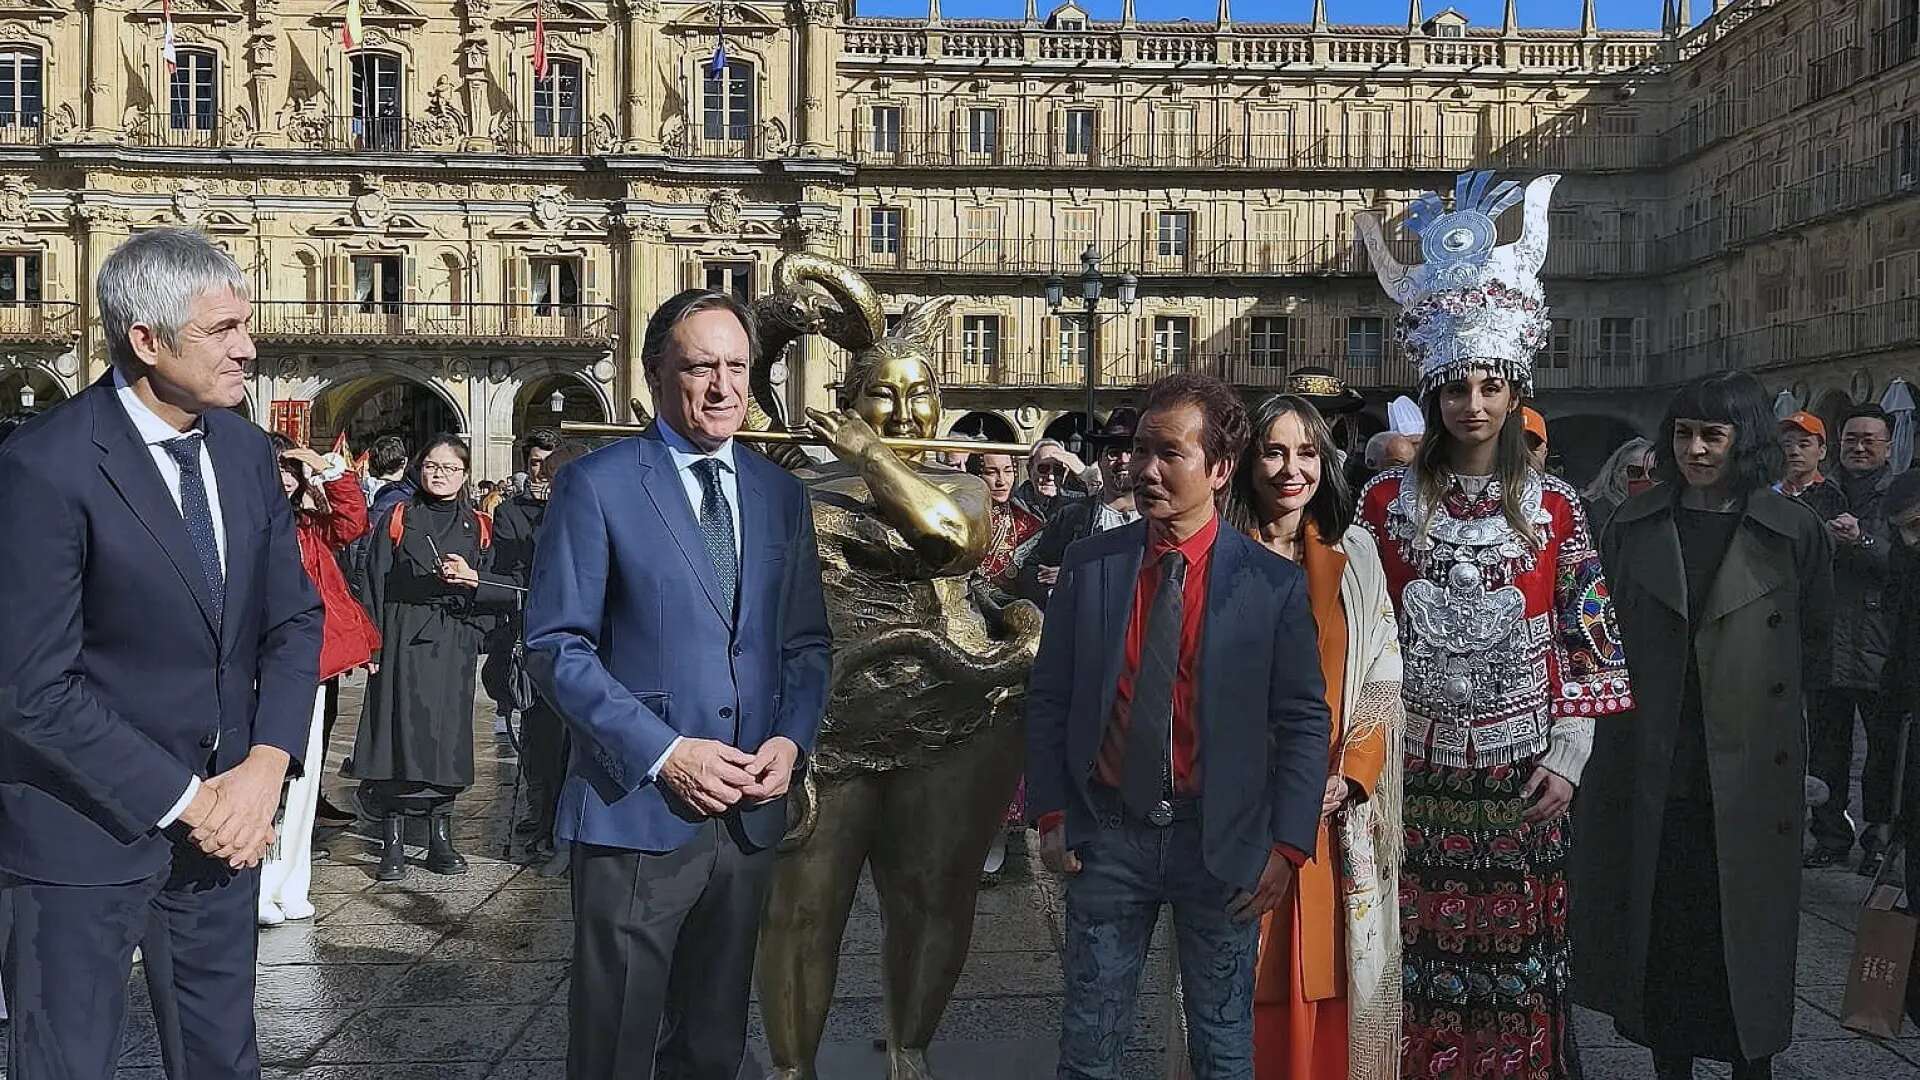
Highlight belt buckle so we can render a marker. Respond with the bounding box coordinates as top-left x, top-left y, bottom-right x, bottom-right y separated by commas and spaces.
1146, 800, 1175, 827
